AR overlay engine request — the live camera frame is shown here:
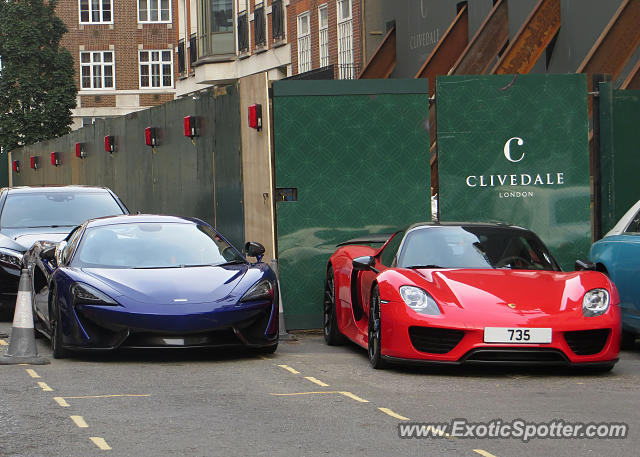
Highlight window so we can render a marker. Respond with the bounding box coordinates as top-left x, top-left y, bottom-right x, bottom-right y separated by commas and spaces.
318, 4, 329, 67
197, 0, 234, 57
625, 209, 640, 233
177, 40, 186, 75
272, 0, 285, 41
297, 12, 311, 74
138, 0, 171, 22
380, 231, 405, 267
80, 51, 115, 89
139, 50, 173, 88
254, 3, 266, 48
79, 0, 113, 24
337, 0, 354, 79
237, 12, 249, 53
